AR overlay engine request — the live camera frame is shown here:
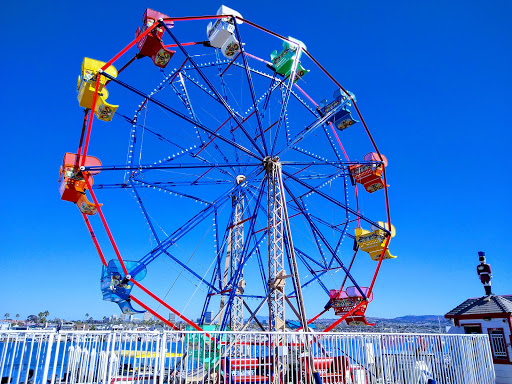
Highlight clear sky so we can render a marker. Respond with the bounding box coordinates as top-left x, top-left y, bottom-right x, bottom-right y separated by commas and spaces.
1, 0, 511, 322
